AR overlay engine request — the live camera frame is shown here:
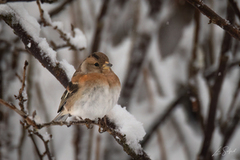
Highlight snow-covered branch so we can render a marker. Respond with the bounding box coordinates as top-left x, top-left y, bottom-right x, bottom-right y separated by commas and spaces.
0, 4, 150, 159
0, 11, 69, 88
0, 97, 150, 160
